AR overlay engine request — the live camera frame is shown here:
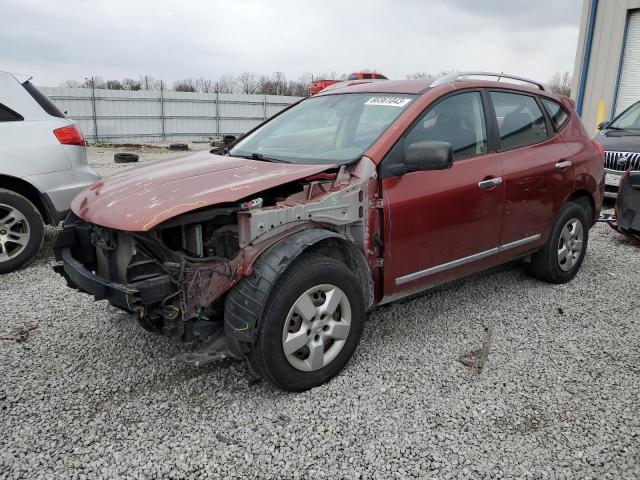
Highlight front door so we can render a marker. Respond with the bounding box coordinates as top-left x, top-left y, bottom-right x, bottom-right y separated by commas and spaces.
380, 91, 505, 300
